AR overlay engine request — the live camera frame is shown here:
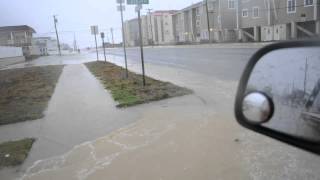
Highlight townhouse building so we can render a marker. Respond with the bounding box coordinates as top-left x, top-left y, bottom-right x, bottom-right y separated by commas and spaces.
123, 0, 319, 46
141, 15, 150, 46
210, 0, 239, 42
150, 11, 177, 45
239, 0, 320, 42
172, 0, 238, 44
173, 2, 204, 44
124, 10, 177, 47
124, 18, 140, 46
275, 0, 319, 40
